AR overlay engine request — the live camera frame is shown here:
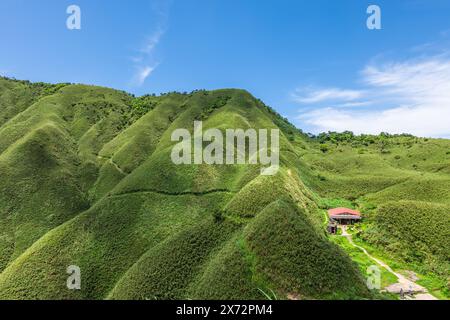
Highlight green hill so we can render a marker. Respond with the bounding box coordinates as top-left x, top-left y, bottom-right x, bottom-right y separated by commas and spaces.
305, 132, 450, 297
0, 76, 448, 300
